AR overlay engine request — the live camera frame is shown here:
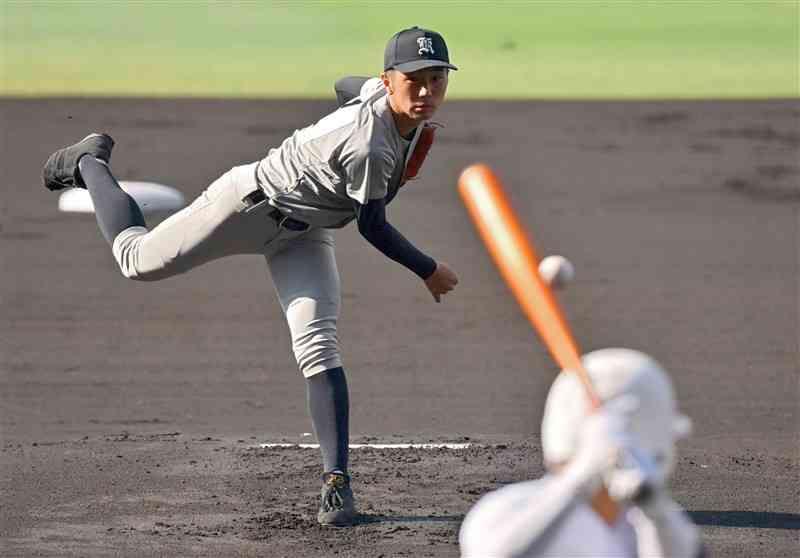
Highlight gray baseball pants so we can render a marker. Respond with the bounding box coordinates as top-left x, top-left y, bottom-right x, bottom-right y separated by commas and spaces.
111, 162, 342, 378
